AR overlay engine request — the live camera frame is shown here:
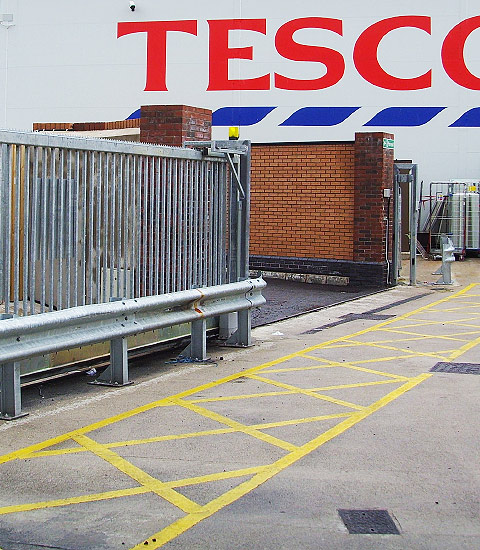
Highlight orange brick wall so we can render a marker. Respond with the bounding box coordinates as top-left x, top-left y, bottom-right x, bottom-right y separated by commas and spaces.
250, 143, 355, 261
